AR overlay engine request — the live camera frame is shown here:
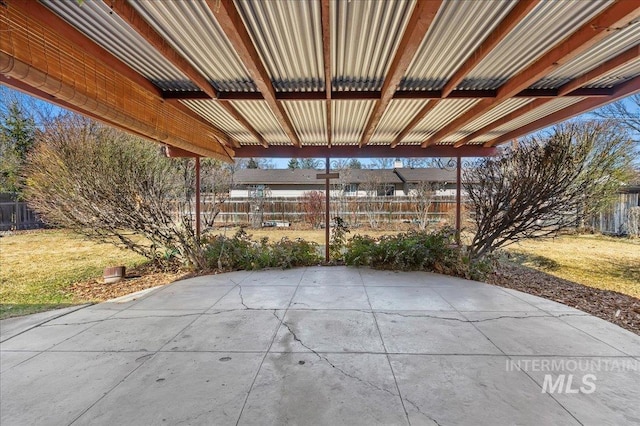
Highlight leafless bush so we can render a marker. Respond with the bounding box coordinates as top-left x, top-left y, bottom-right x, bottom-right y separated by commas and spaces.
301, 190, 325, 229
465, 121, 635, 258
24, 115, 230, 269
